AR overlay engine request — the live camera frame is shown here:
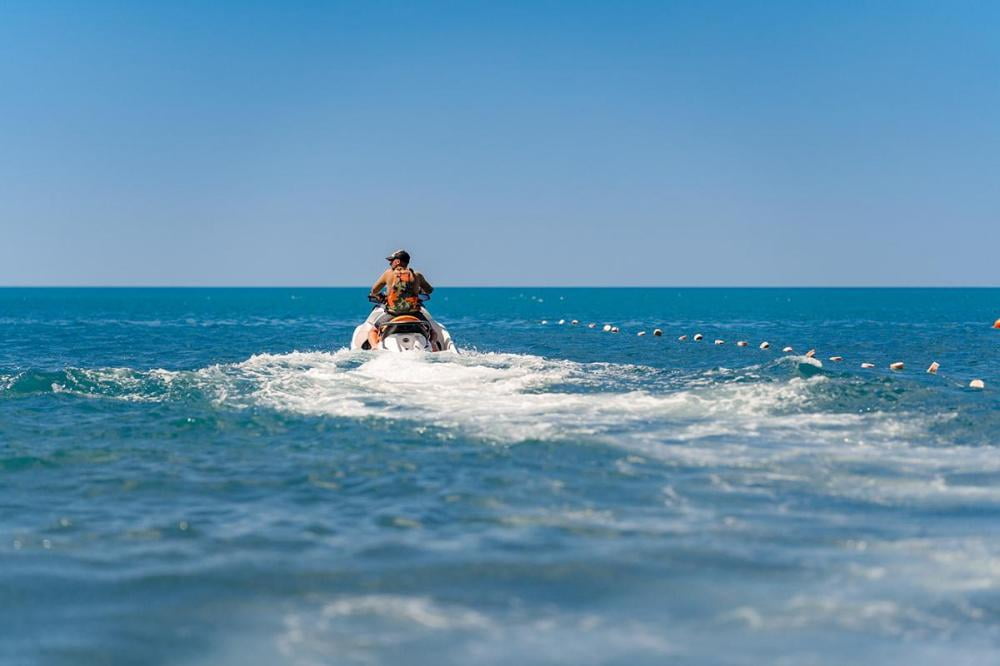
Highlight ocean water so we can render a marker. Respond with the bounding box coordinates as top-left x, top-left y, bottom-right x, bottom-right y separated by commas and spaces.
2, 287, 998, 666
